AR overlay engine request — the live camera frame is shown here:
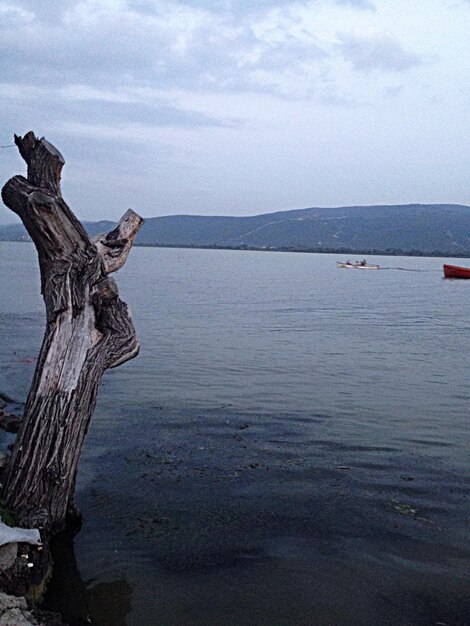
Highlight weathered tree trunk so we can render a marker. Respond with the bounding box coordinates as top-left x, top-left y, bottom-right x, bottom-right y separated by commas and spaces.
1, 132, 143, 533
